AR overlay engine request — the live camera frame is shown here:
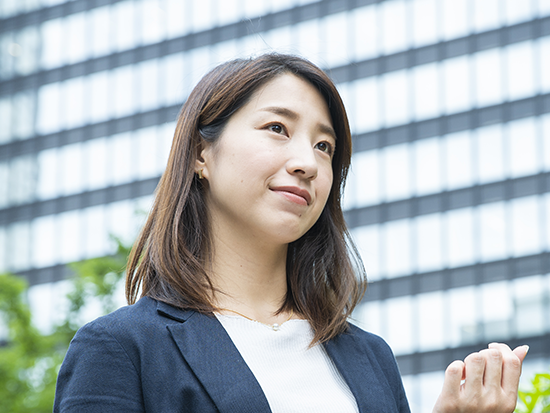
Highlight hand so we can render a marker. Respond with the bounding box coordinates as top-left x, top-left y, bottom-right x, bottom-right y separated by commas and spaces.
432, 343, 529, 413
